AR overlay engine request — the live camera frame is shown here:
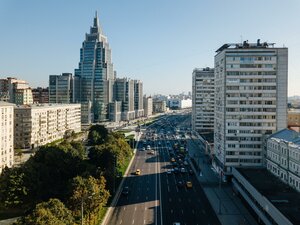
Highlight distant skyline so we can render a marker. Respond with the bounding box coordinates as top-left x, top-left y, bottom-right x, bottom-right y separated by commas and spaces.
1, 0, 300, 96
